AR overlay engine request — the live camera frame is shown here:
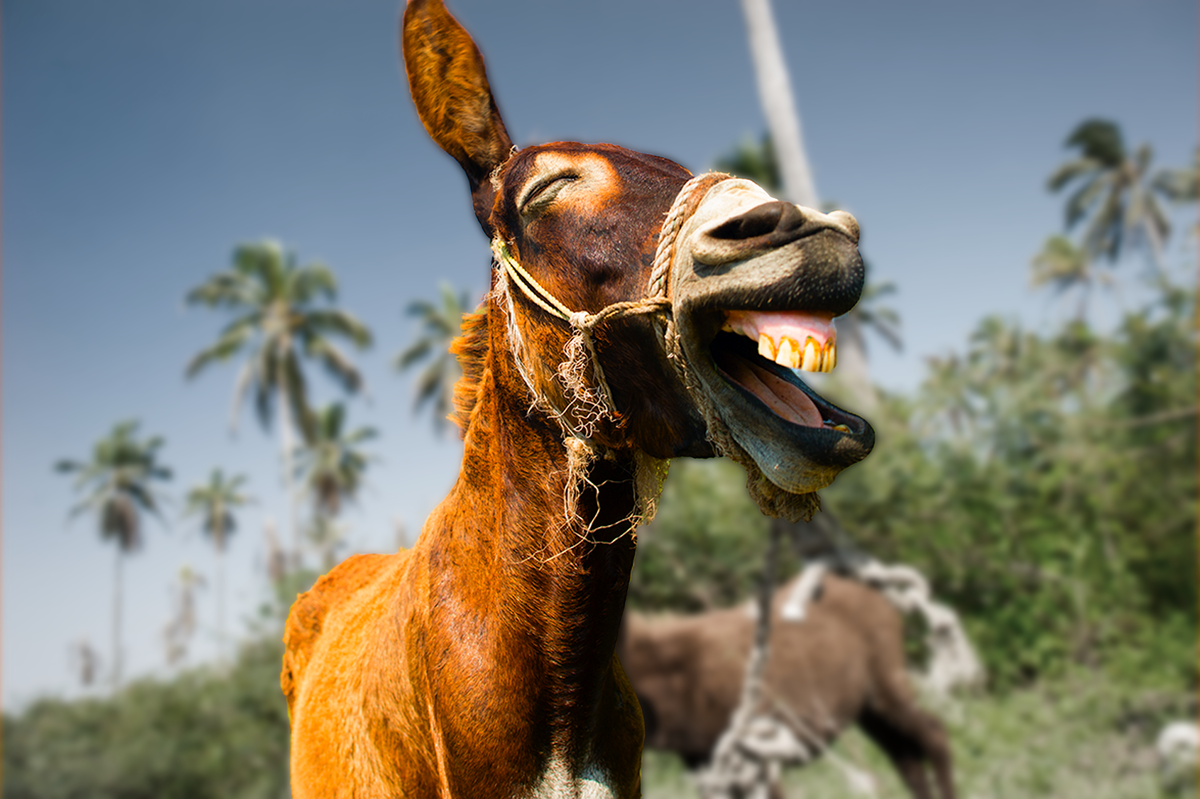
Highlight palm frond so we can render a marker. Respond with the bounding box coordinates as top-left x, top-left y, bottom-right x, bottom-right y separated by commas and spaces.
289, 263, 338, 305
1047, 158, 1098, 193
305, 309, 373, 349
306, 338, 365, 395
1065, 119, 1125, 167
1063, 176, 1107, 230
